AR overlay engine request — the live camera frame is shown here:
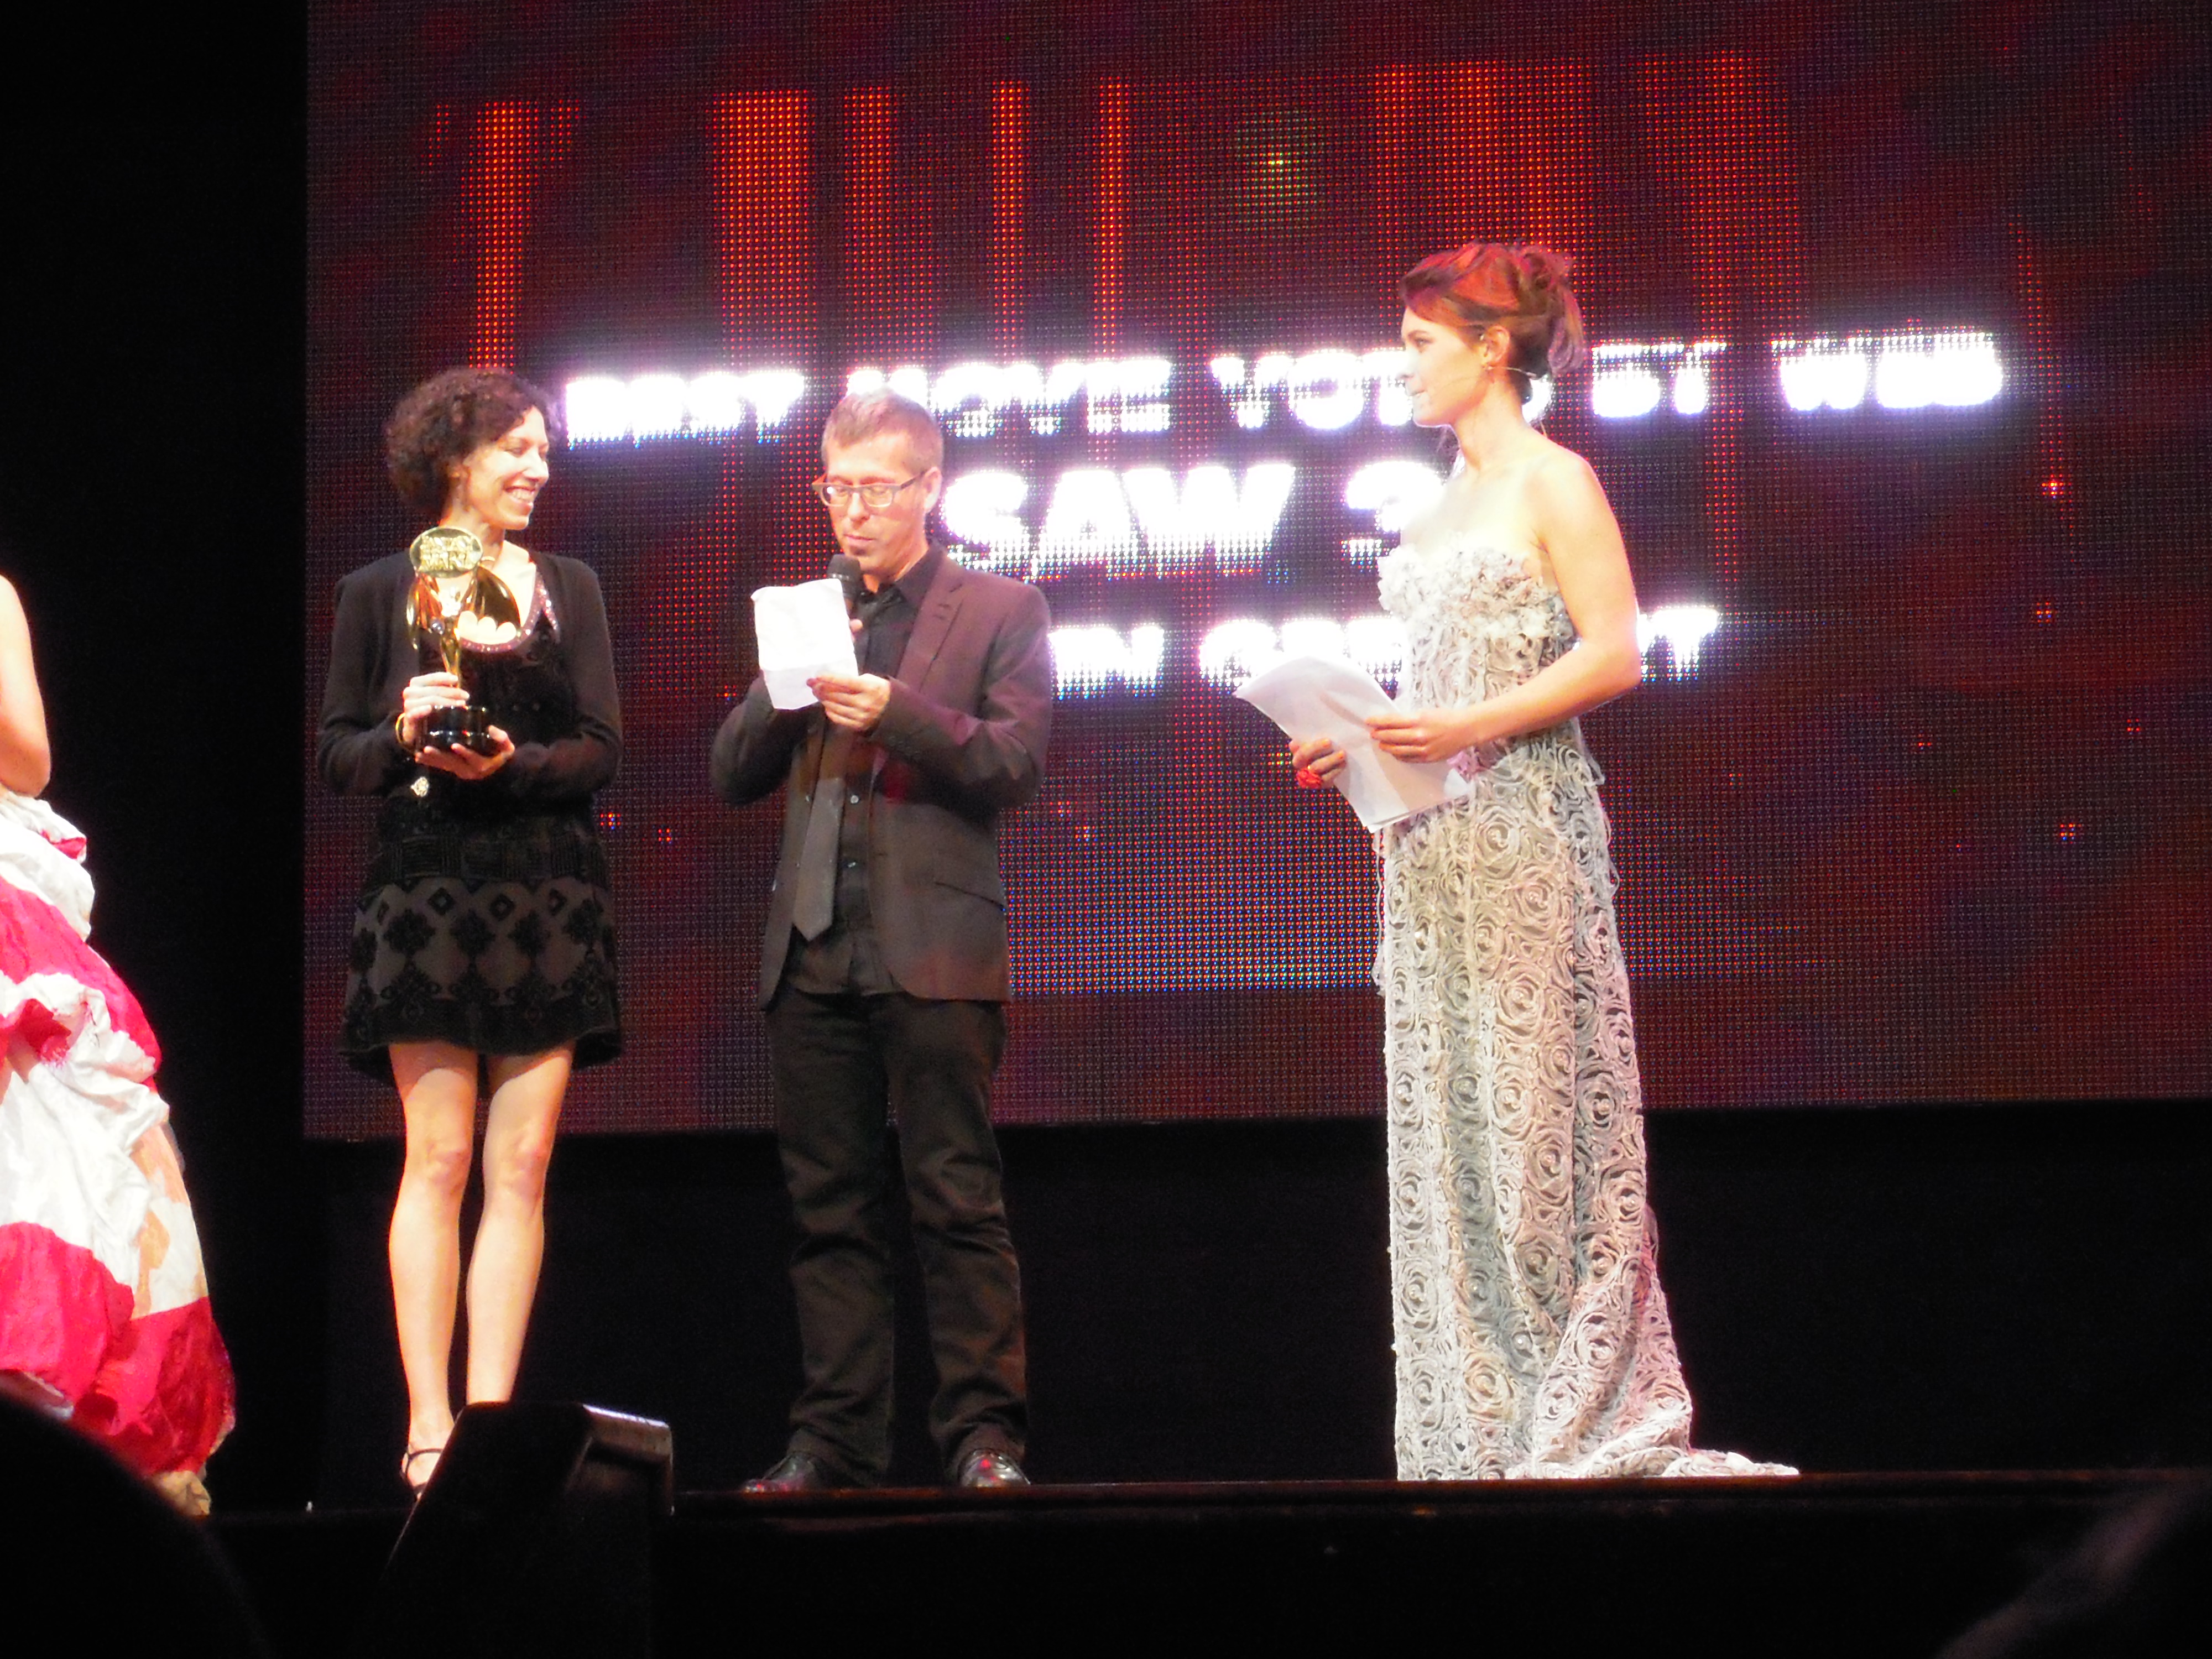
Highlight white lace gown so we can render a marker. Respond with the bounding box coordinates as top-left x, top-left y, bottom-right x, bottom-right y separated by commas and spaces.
1376, 531, 1785, 1480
